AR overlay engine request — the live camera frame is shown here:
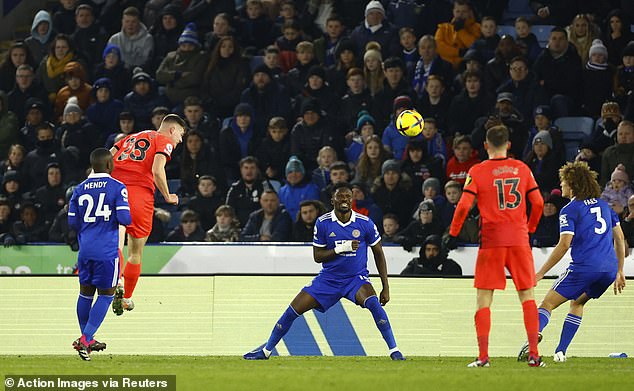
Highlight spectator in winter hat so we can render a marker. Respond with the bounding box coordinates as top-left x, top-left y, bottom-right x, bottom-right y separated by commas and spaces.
278, 155, 320, 219
156, 22, 208, 105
